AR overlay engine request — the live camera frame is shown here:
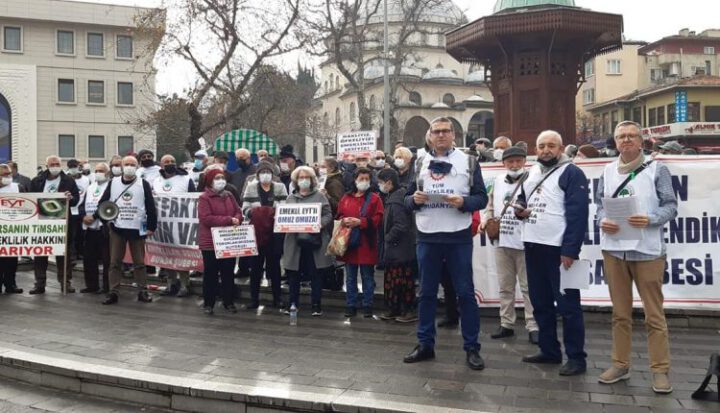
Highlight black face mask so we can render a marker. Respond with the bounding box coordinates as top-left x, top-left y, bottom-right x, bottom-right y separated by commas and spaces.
164, 164, 177, 175
141, 159, 154, 168
537, 157, 559, 168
